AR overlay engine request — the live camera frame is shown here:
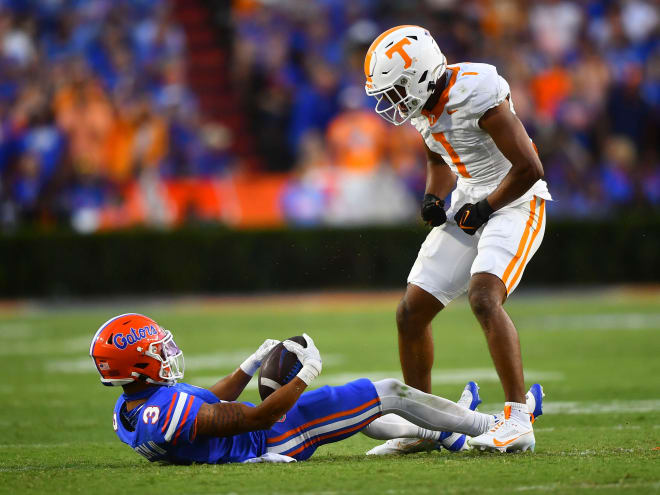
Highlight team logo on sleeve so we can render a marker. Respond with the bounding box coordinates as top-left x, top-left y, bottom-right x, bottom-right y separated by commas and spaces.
112, 413, 118, 432
143, 406, 160, 425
